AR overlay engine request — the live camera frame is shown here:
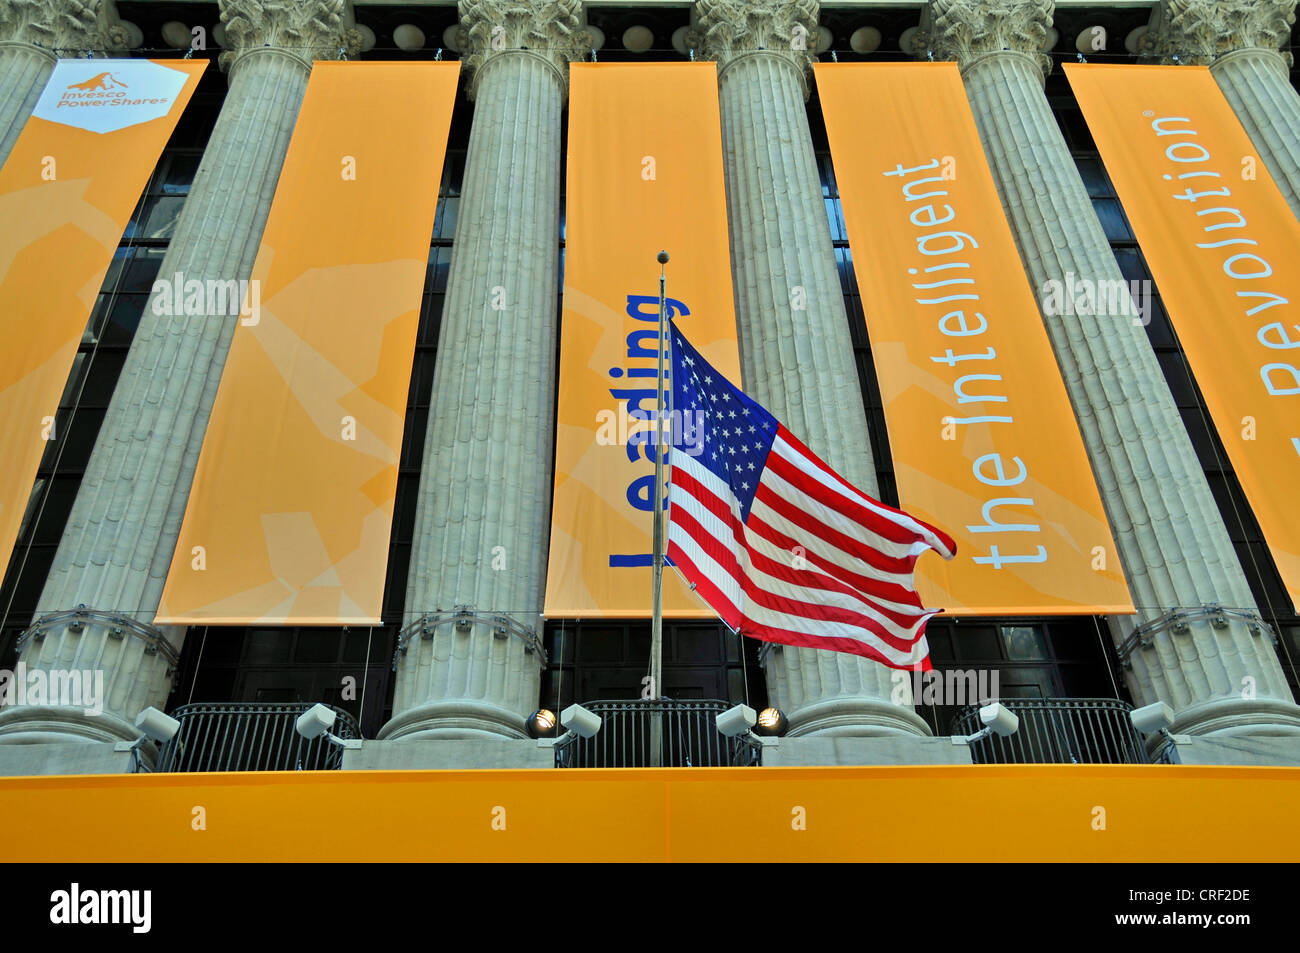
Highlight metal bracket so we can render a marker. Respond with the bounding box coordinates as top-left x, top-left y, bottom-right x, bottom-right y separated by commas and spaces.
1115, 604, 1274, 669
15, 608, 181, 671
757, 639, 781, 667
394, 608, 547, 670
